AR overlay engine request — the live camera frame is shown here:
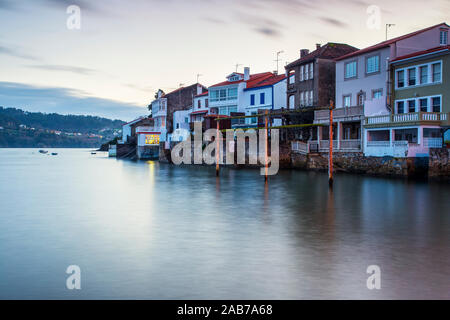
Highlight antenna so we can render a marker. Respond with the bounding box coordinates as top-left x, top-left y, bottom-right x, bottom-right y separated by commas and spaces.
235, 63, 242, 73
385, 24, 395, 40
274, 50, 284, 74
196, 74, 202, 83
